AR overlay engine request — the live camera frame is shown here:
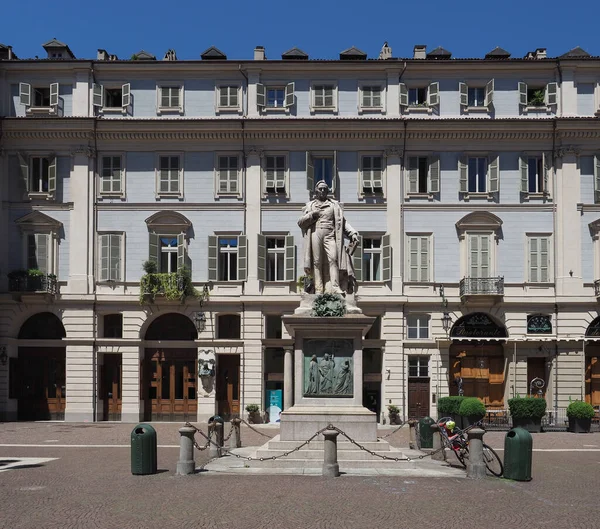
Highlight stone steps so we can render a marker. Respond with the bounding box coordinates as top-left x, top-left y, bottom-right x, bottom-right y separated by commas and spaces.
265, 439, 390, 452
245, 457, 417, 469
255, 448, 398, 460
